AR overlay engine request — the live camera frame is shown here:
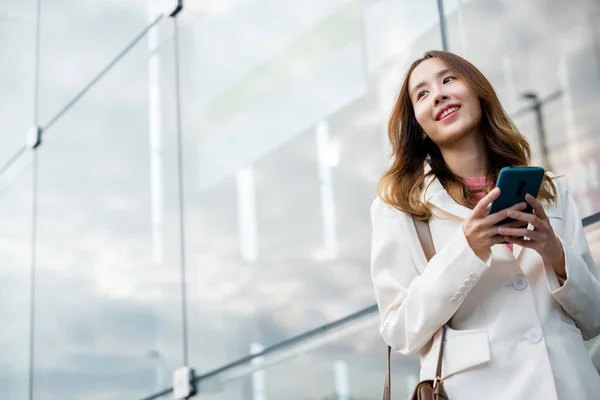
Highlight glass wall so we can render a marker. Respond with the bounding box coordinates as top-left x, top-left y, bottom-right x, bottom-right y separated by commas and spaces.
37, 0, 168, 124
0, 1, 35, 176
0, 154, 34, 399
33, 15, 183, 399
177, 0, 443, 376
0, 1, 37, 398
0, 0, 599, 399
